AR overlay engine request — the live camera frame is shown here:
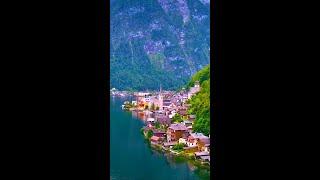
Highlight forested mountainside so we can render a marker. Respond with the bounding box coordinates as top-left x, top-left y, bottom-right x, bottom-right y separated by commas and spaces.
187, 64, 210, 136
110, 0, 210, 90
